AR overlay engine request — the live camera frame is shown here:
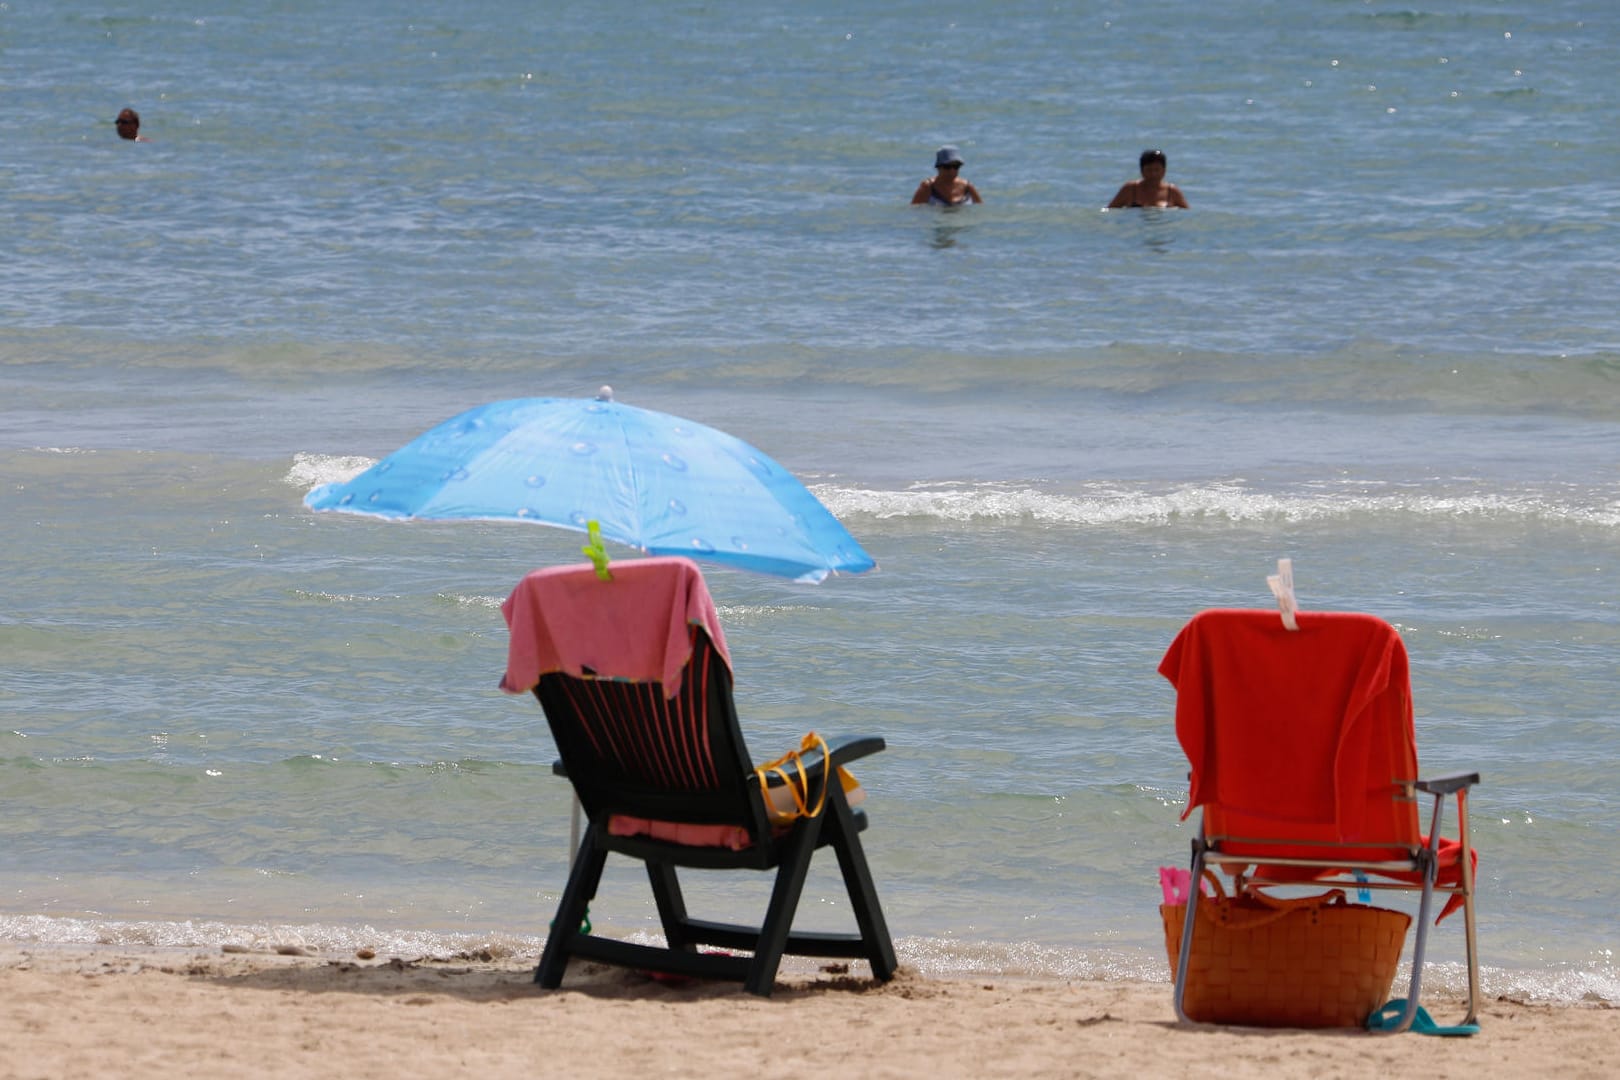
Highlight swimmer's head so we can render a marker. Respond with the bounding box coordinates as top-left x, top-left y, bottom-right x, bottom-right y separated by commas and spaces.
934, 145, 964, 169
1139, 148, 1167, 169
115, 108, 140, 140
